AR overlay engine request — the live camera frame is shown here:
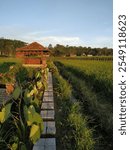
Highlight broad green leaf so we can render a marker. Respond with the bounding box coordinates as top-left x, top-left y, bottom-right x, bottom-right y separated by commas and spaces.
4, 103, 12, 121
31, 98, 39, 107
12, 87, 21, 100
29, 124, 40, 144
24, 105, 43, 134
29, 105, 36, 114
32, 113, 43, 131
20, 143, 27, 150
33, 85, 38, 95
11, 143, 18, 150
24, 105, 43, 127
24, 89, 32, 105
23, 105, 28, 124
24, 105, 33, 126
37, 81, 43, 90
0, 103, 11, 123
29, 90, 34, 96
0, 112, 4, 123
35, 72, 41, 80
